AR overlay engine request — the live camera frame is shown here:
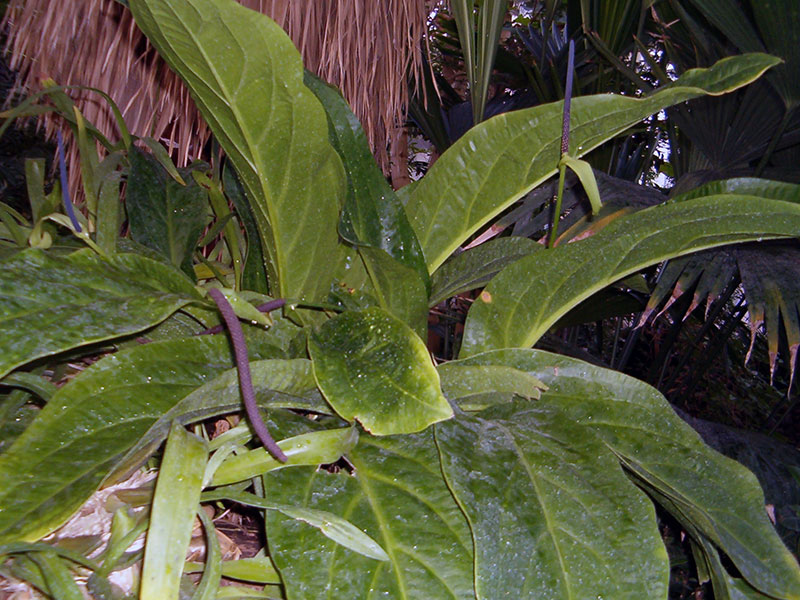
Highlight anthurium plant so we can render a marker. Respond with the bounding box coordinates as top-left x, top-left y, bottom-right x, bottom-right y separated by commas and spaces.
1, 0, 799, 598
